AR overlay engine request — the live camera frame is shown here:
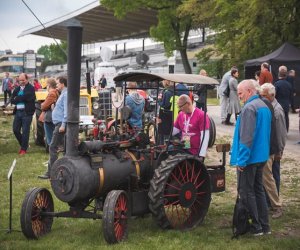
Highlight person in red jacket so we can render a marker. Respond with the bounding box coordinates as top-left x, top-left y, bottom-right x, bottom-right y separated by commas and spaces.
259, 62, 273, 85
33, 78, 42, 91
